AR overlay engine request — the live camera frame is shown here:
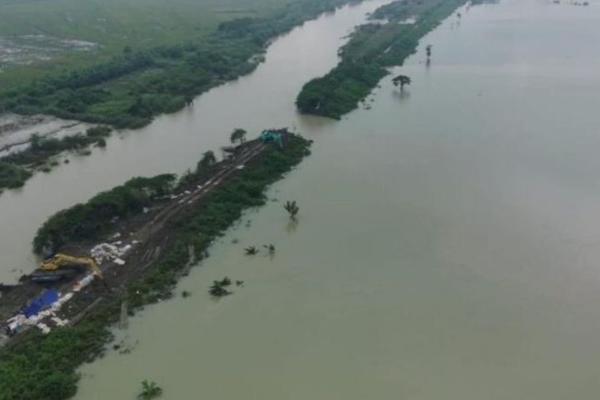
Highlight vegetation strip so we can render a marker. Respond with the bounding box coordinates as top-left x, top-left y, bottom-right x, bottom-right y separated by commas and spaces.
0, 126, 112, 191
0, 133, 311, 400
296, 0, 468, 119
